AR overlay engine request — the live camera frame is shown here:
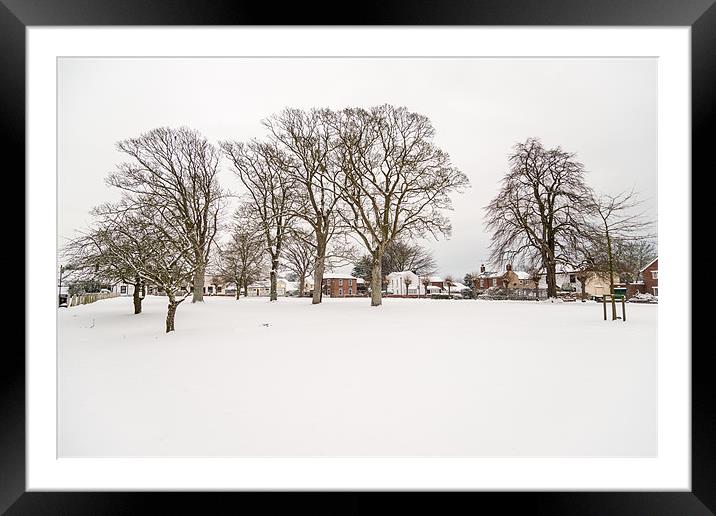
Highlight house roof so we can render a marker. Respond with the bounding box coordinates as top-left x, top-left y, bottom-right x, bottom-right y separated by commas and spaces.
639, 257, 658, 272
387, 271, 419, 279
323, 273, 358, 280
